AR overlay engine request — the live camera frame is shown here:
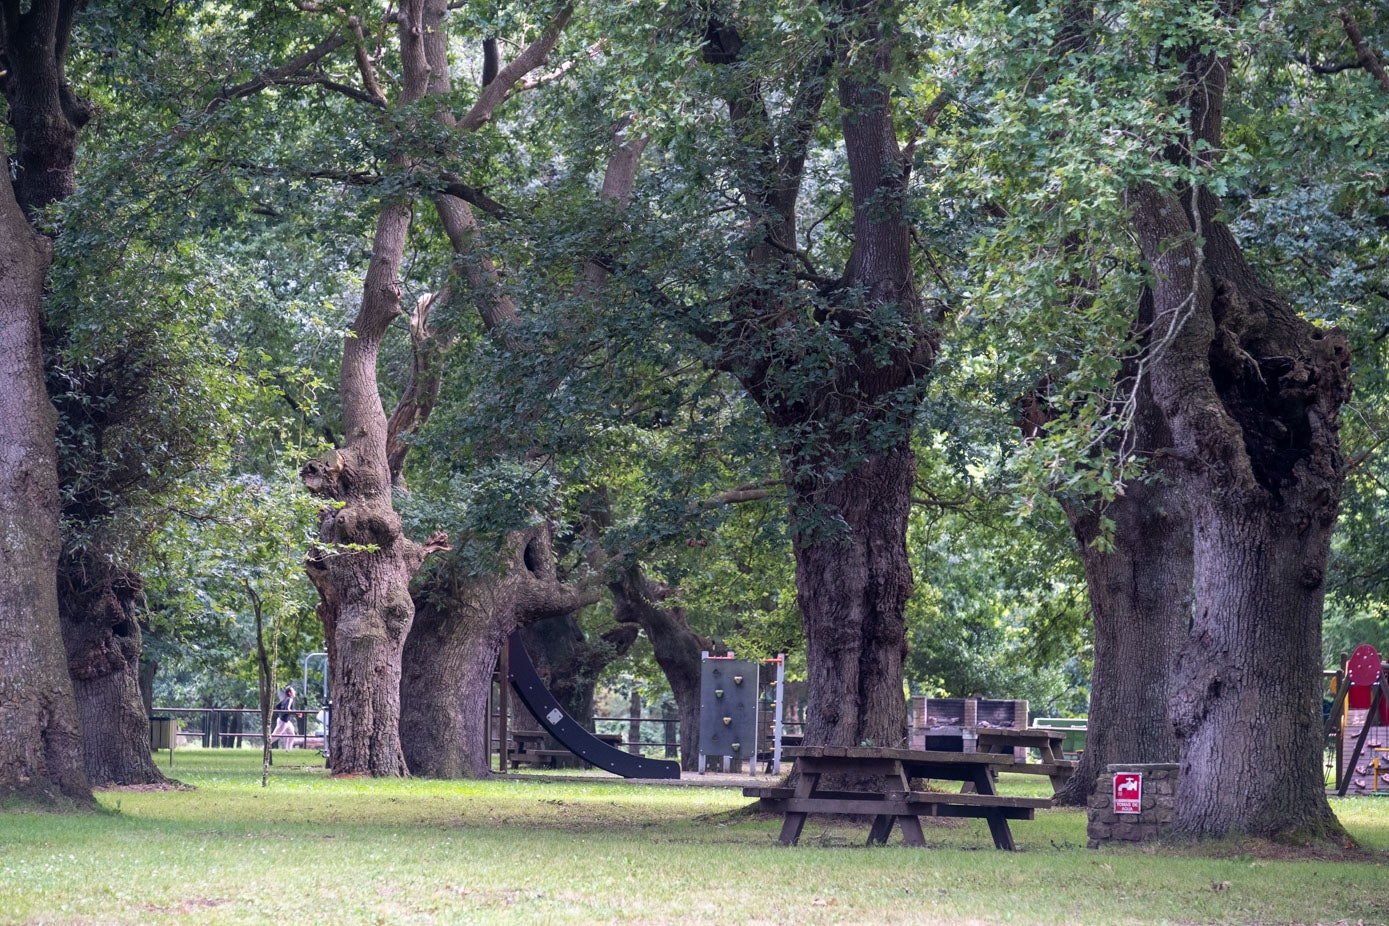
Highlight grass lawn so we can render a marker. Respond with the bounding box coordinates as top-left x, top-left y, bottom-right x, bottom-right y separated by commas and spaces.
2, 750, 1388, 925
